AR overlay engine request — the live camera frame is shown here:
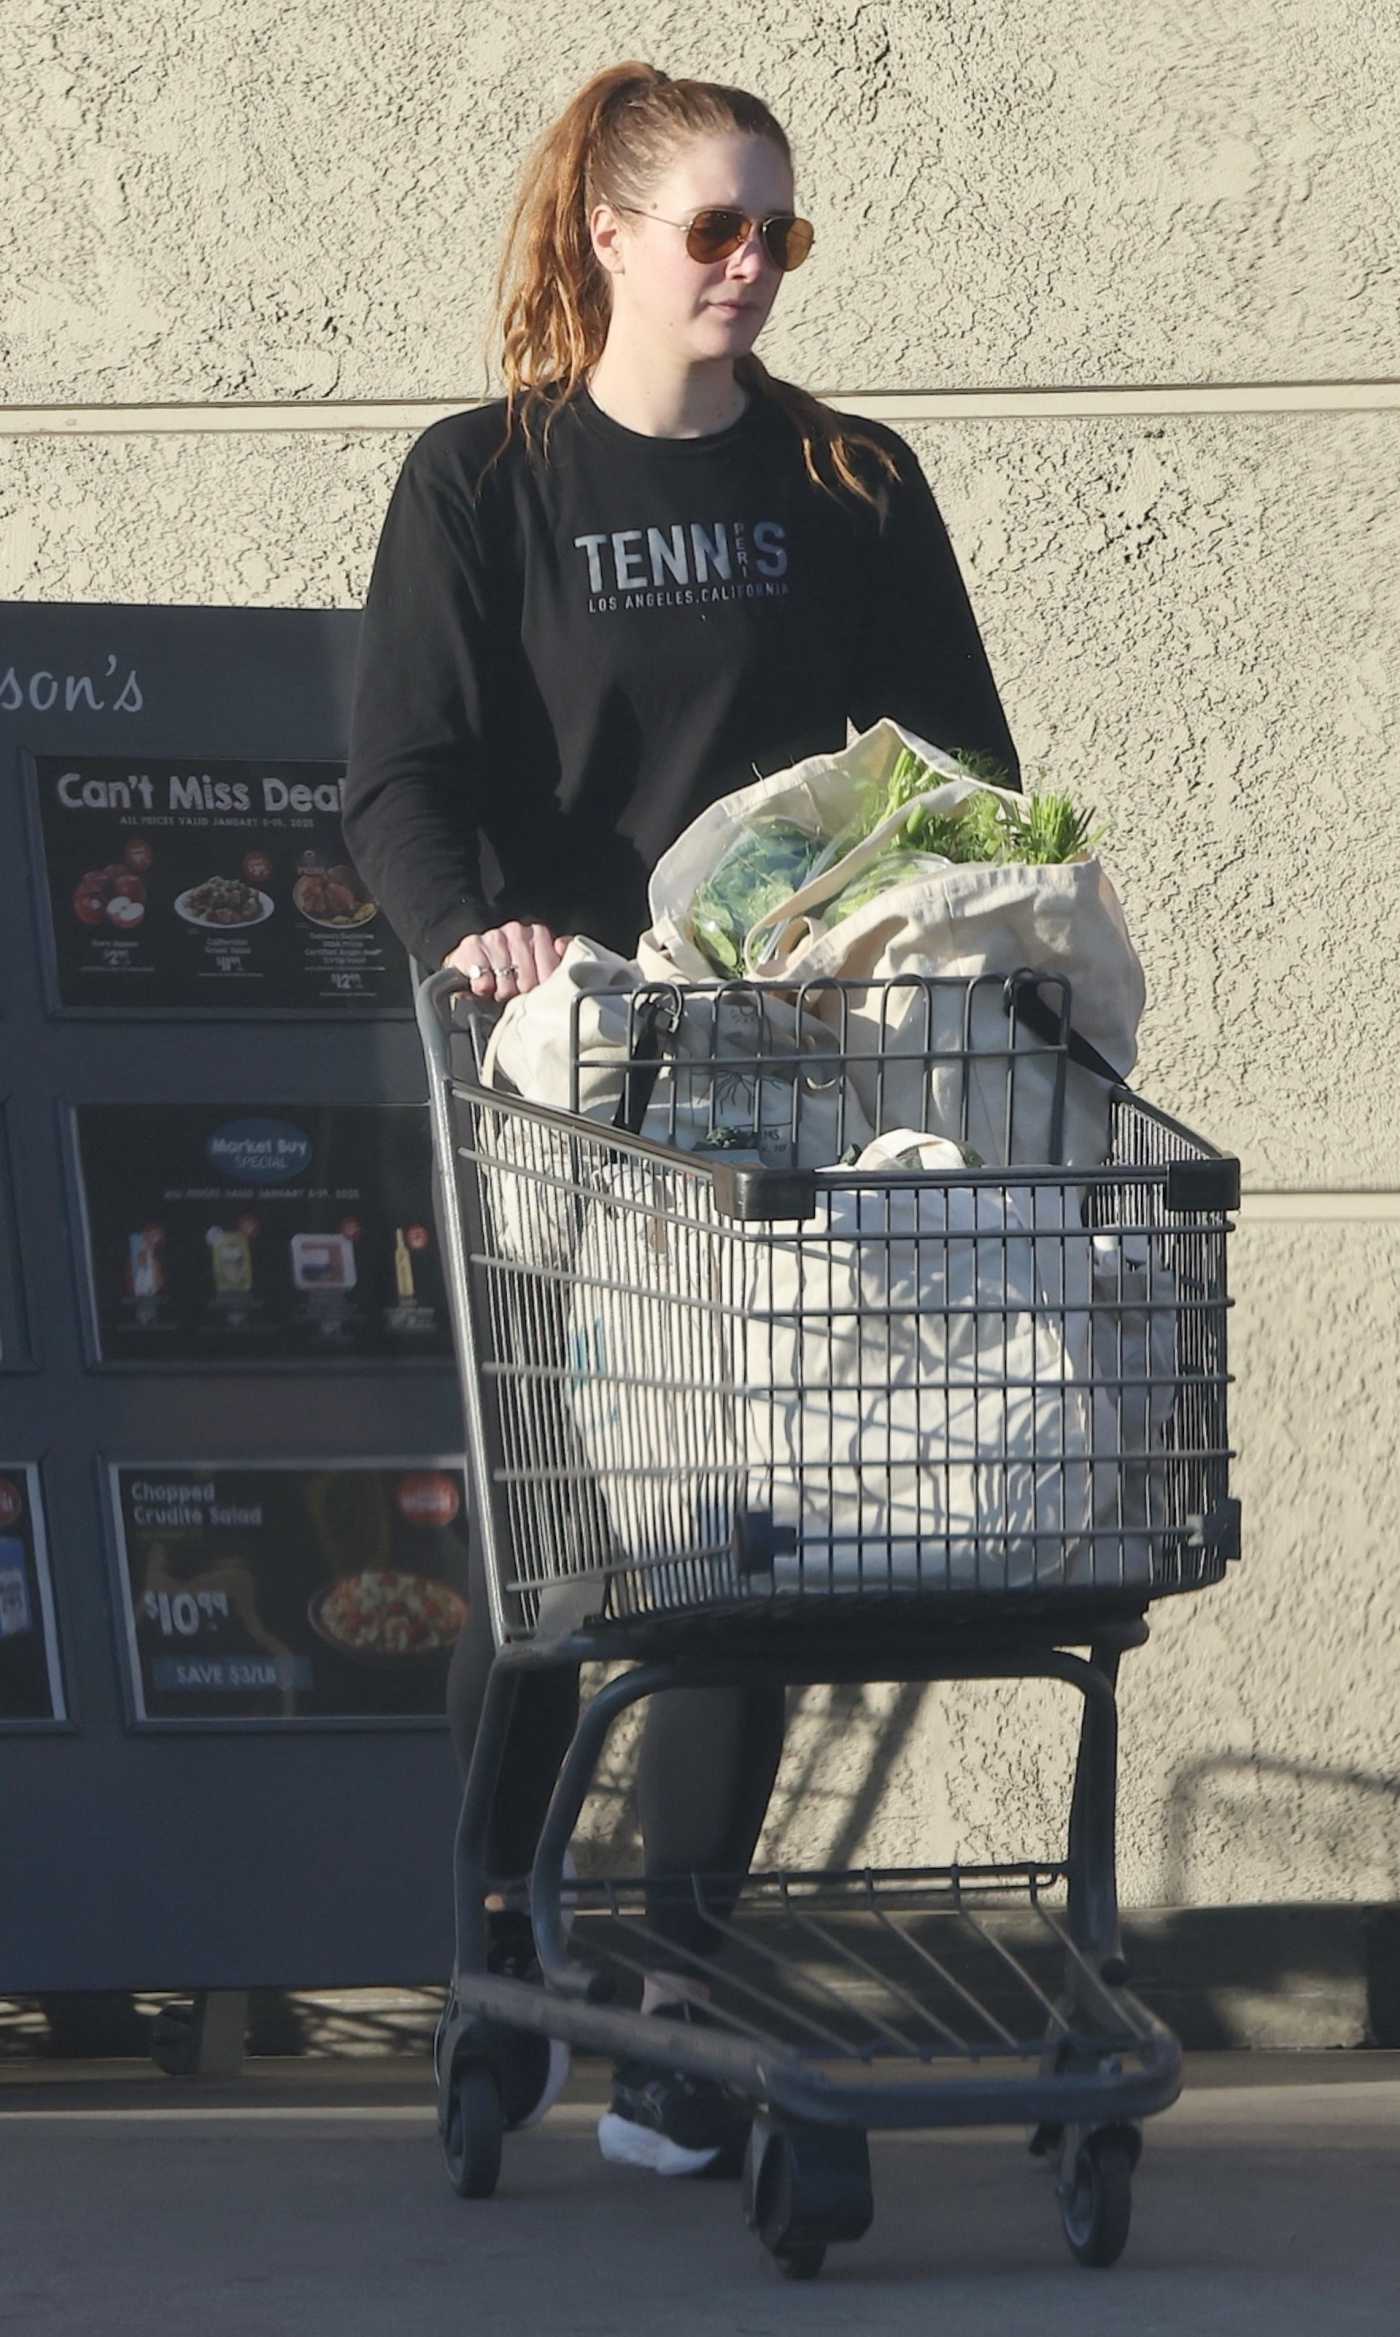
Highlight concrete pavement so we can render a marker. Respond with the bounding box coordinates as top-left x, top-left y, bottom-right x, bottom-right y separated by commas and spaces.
5, 2054, 1399, 2335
